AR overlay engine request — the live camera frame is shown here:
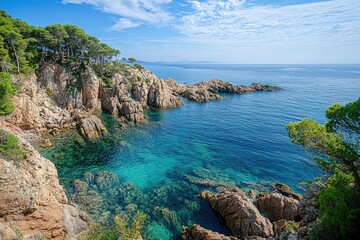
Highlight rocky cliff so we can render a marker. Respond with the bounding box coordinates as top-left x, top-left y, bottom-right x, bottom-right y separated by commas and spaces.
5, 63, 281, 141
0, 123, 90, 240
